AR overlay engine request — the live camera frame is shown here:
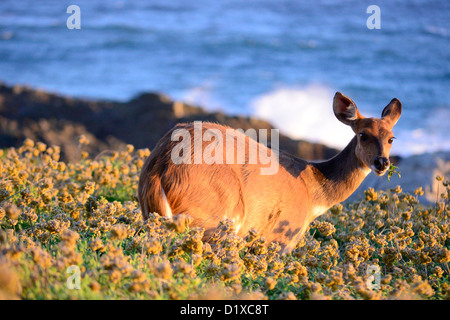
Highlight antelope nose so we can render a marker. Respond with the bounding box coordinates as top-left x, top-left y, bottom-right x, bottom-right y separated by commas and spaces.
374, 157, 389, 171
